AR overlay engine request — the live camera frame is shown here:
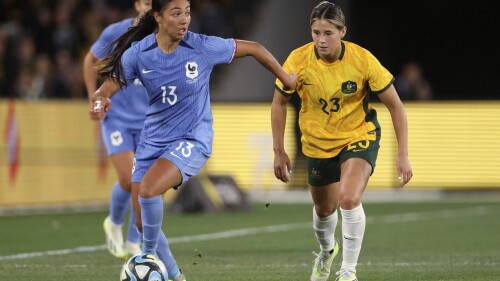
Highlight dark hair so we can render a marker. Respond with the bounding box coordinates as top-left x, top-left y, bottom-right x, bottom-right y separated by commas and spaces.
98, 0, 189, 86
310, 1, 345, 29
